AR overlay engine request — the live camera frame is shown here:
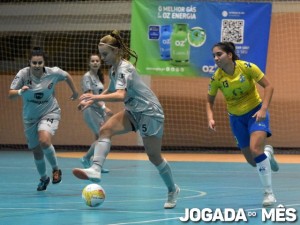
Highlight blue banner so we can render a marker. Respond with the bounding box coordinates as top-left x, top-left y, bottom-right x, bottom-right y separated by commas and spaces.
131, 1, 272, 77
